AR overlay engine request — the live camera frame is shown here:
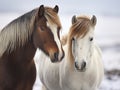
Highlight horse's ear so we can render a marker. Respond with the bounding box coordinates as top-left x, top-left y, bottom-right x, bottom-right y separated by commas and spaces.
54, 5, 59, 13
91, 15, 97, 26
38, 5, 45, 17
72, 15, 77, 24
